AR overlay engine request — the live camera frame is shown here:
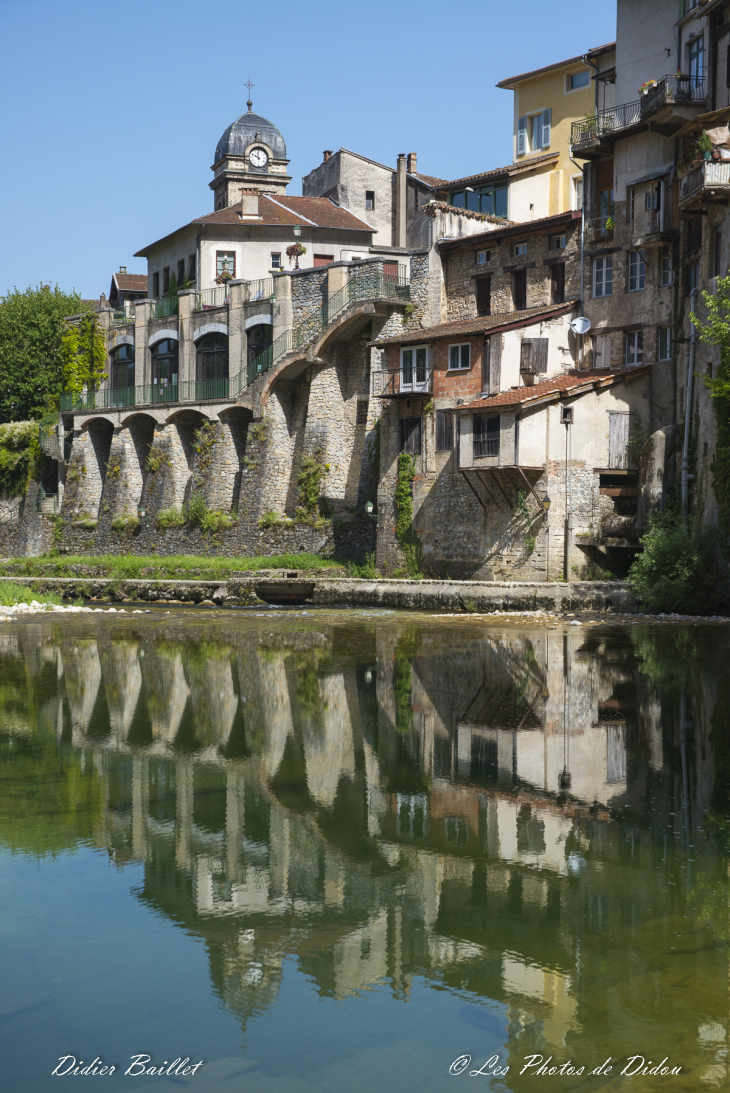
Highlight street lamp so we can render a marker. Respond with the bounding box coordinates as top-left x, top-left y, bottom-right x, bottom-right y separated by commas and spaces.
293, 225, 302, 238
542, 494, 551, 513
